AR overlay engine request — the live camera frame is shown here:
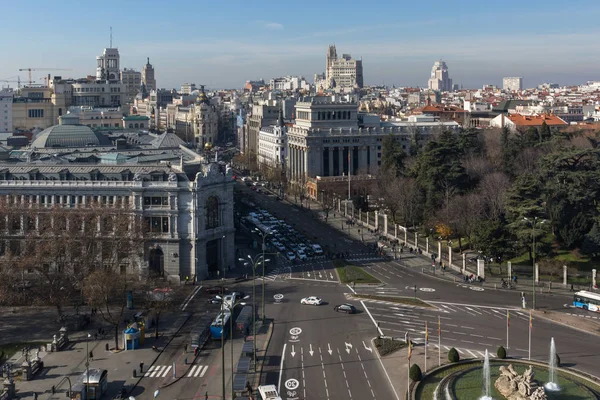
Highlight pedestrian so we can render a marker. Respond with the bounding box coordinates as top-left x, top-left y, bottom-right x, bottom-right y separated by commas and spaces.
139, 362, 144, 373
89, 350, 94, 361
34, 393, 38, 400
94, 333, 98, 341
184, 344, 188, 353
185, 276, 189, 285
570, 284, 574, 292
